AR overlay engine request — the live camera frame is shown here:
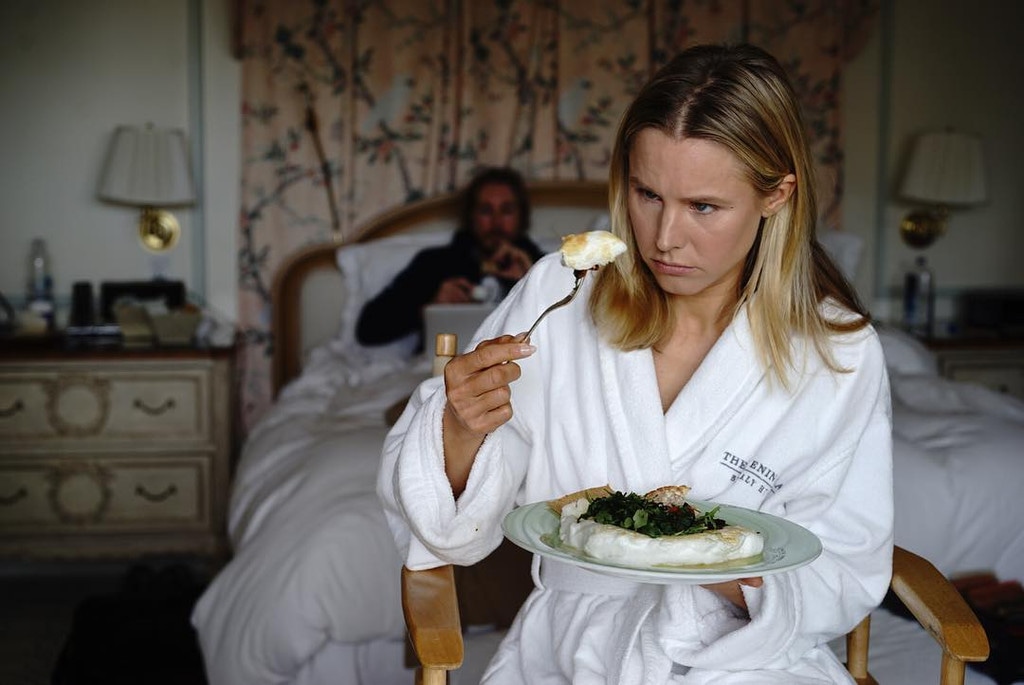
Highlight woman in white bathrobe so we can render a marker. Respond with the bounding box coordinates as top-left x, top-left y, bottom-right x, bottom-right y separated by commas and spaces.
378, 43, 893, 684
